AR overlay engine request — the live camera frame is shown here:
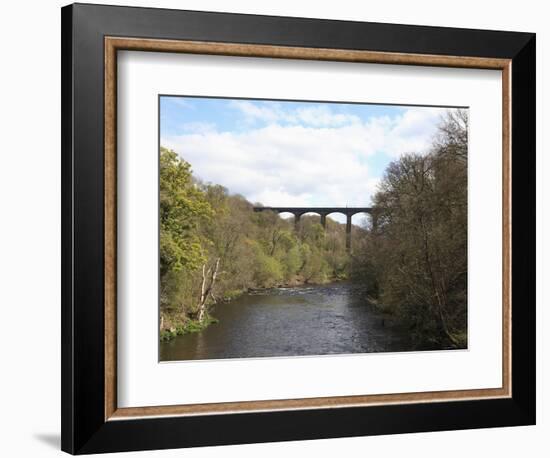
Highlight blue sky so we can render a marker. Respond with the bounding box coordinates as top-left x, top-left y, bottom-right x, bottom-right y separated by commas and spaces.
160, 96, 453, 221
